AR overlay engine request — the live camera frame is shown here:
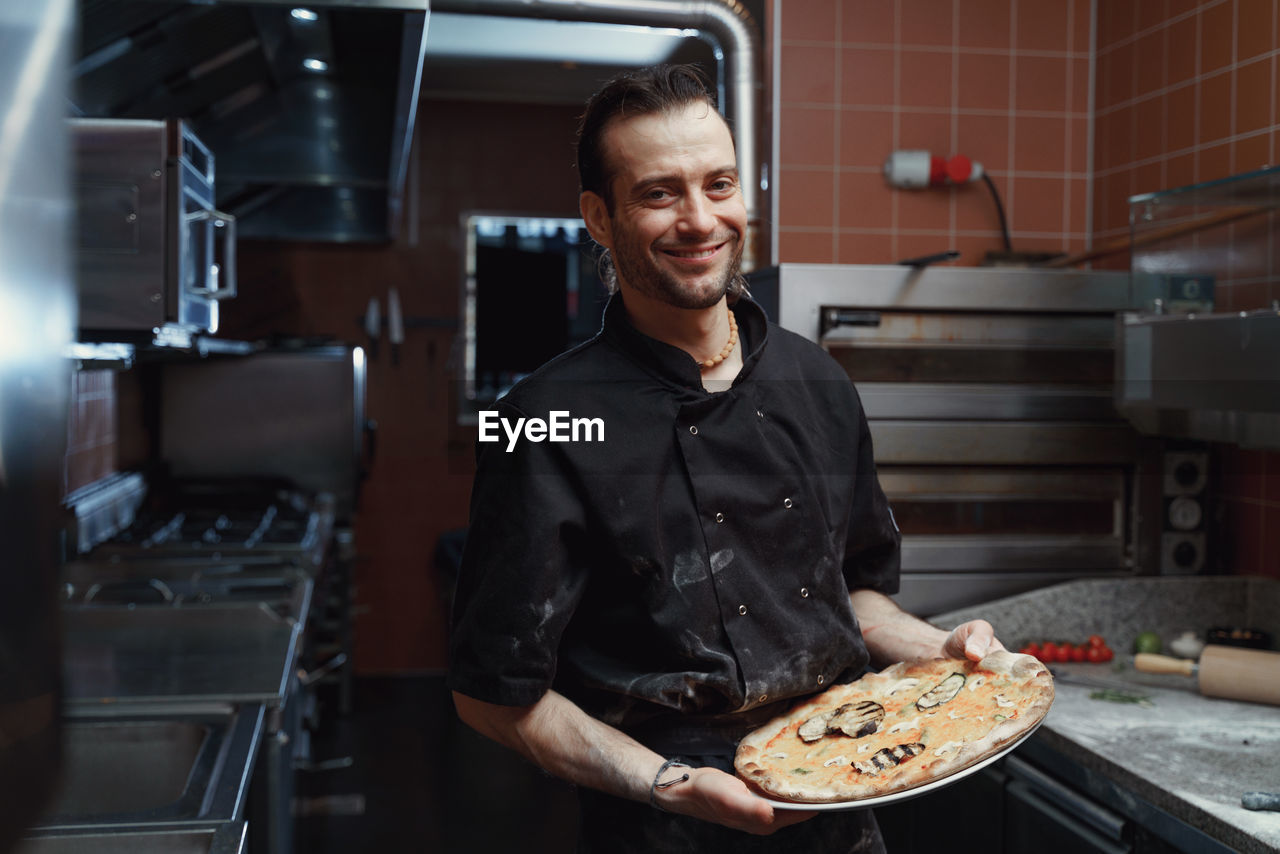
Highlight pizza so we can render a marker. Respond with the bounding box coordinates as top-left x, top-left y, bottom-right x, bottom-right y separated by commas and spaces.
734, 650, 1053, 803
